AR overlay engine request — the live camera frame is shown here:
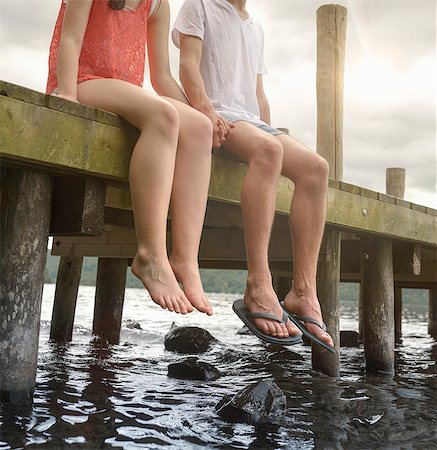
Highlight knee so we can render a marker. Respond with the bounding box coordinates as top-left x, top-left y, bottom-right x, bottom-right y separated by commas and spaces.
250, 138, 283, 176
303, 154, 329, 190
185, 111, 213, 147
142, 100, 179, 136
